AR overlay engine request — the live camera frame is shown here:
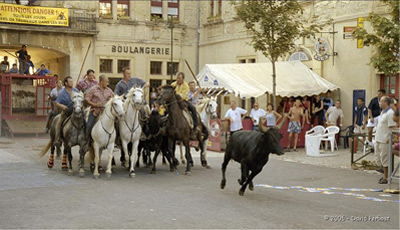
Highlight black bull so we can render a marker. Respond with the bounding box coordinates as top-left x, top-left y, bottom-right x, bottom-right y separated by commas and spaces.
220, 128, 284, 196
